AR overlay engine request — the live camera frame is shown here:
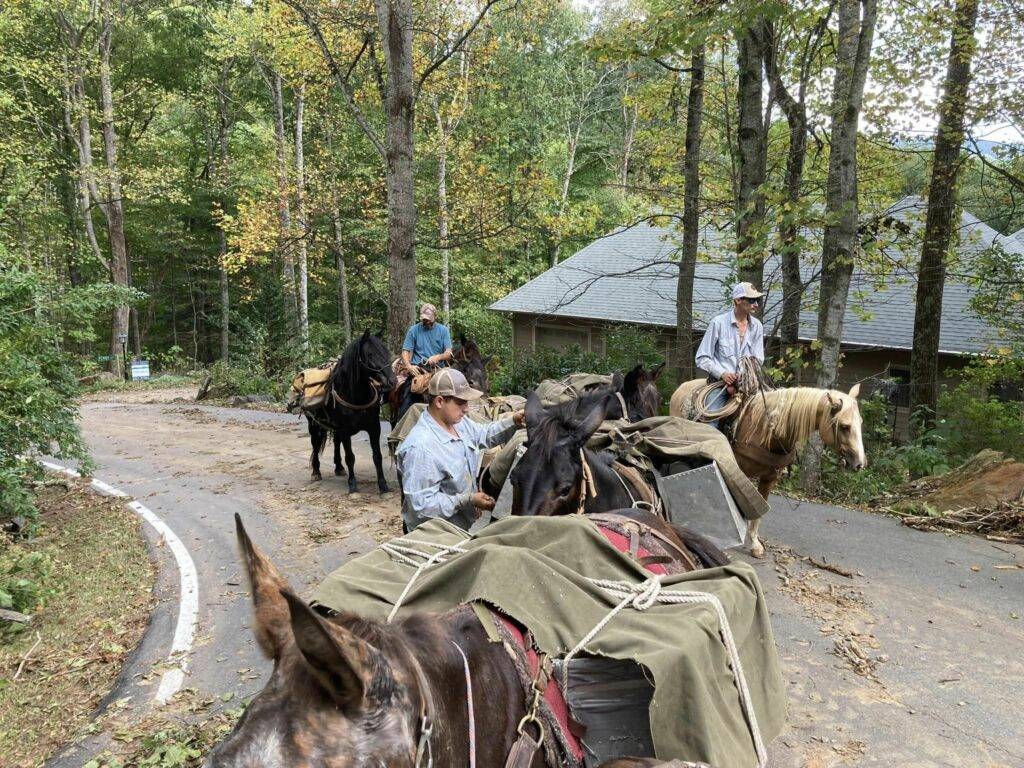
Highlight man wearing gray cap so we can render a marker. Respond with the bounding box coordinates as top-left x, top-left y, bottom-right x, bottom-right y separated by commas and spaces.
397, 368, 526, 532
695, 281, 765, 429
